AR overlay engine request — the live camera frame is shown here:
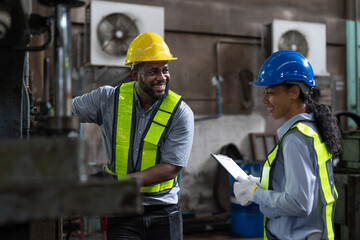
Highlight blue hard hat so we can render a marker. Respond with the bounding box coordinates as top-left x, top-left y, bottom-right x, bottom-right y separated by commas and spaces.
250, 50, 317, 88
